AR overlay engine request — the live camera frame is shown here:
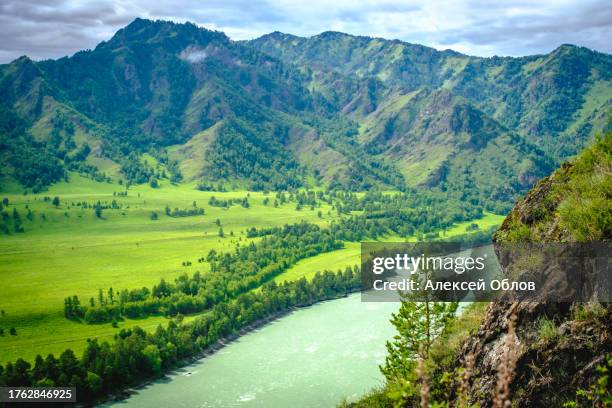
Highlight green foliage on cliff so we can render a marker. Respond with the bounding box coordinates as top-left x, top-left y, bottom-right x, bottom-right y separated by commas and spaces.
495, 127, 611, 243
